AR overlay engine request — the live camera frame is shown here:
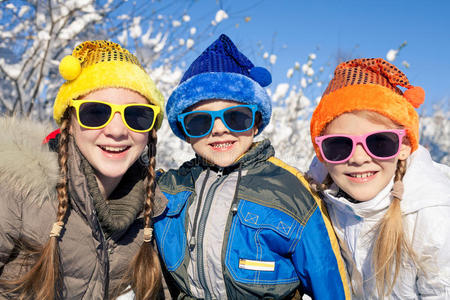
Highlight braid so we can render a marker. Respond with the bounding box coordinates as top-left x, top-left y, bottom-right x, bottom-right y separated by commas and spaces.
55, 112, 71, 224
373, 159, 413, 297
306, 173, 333, 194
144, 129, 157, 230
0, 110, 72, 300
112, 129, 162, 300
